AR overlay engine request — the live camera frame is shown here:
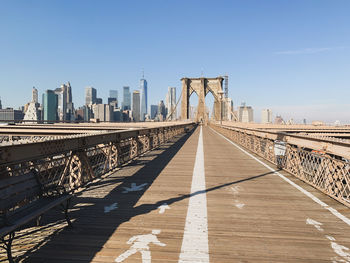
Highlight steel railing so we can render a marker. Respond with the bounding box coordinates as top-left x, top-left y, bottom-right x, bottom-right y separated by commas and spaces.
0, 122, 196, 195
210, 123, 350, 208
